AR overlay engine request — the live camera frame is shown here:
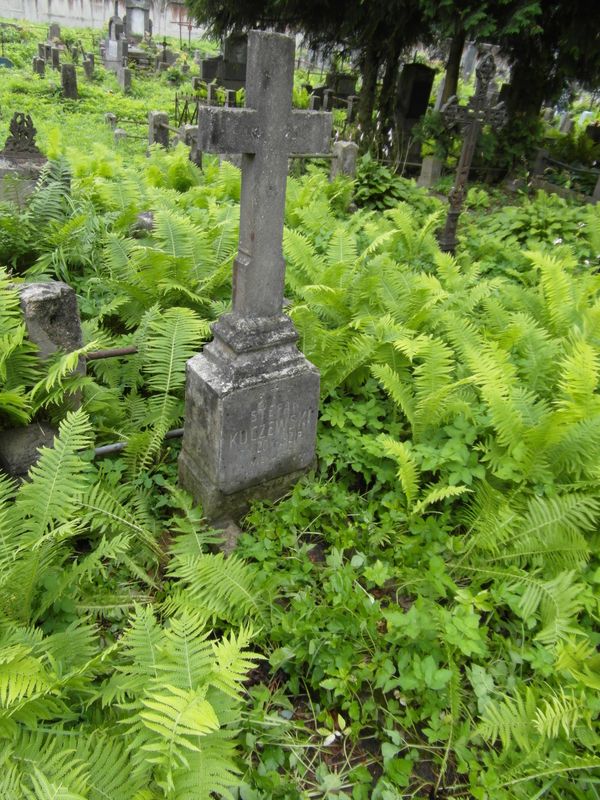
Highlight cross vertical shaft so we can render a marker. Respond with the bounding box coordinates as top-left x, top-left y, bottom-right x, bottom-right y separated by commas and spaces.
235, 33, 294, 317
438, 54, 506, 253
196, 30, 331, 318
